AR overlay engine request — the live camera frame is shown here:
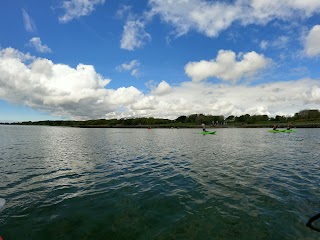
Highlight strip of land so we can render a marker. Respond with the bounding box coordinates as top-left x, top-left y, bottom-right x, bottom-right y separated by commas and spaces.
1, 109, 320, 128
